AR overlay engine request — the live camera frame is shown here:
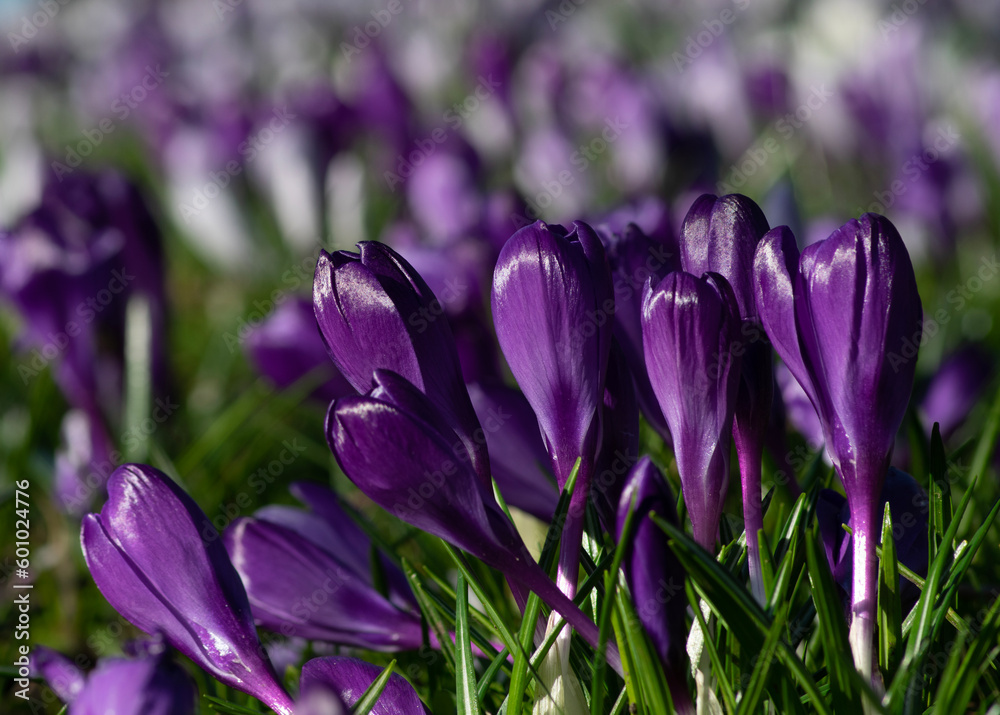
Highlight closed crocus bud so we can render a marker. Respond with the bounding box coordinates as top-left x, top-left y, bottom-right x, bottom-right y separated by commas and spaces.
492, 219, 613, 487
313, 242, 489, 485
225, 514, 426, 651
616, 458, 693, 713
642, 271, 742, 551
753, 215, 922, 679
71, 654, 197, 715
81, 464, 294, 715
300, 657, 431, 714
492, 219, 613, 596
679, 193, 776, 601
600, 222, 678, 441
467, 382, 559, 521
244, 297, 354, 403
327, 370, 621, 668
